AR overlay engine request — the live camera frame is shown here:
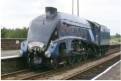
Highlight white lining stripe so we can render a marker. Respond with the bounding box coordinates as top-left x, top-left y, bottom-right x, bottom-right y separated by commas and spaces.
91, 60, 121, 80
